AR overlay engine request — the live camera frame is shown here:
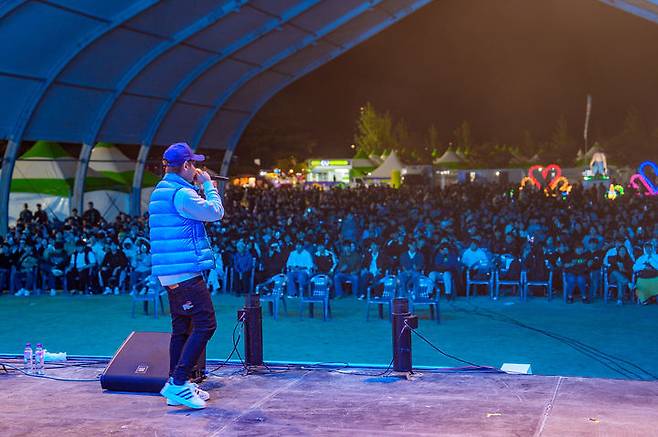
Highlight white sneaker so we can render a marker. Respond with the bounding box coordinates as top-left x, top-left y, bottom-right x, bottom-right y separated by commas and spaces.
14, 288, 24, 296
160, 379, 206, 409
166, 380, 210, 406
103, 287, 112, 295
139, 287, 147, 296
50, 289, 57, 297
23, 289, 31, 296
129, 290, 136, 296
113, 287, 120, 295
